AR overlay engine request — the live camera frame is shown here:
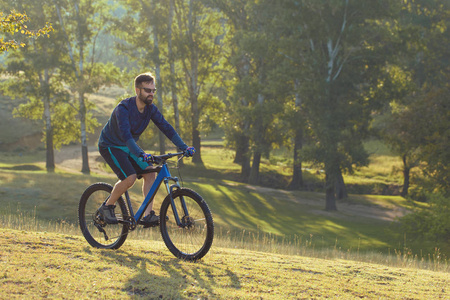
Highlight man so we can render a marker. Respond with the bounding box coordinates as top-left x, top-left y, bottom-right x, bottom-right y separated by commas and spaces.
97, 72, 195, 227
